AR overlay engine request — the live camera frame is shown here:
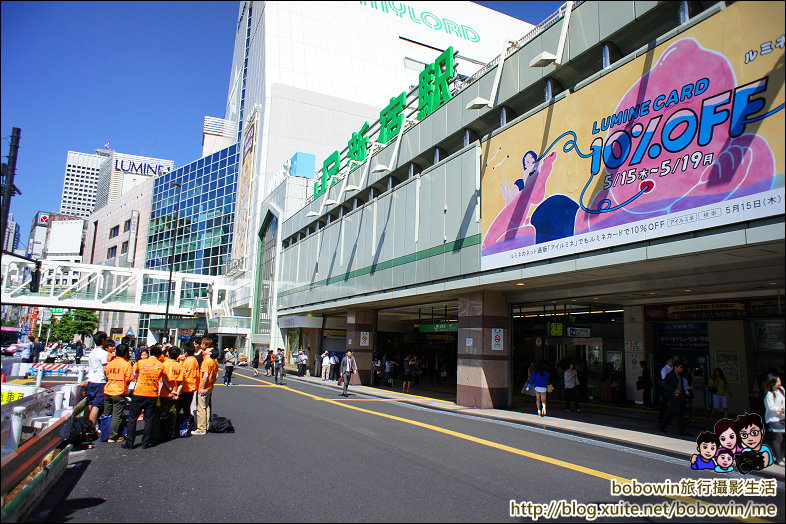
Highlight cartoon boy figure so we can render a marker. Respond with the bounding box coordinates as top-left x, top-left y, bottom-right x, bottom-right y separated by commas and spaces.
714, 448, 735, 473
690, 431, 719, 470
736, 412, 773, 469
